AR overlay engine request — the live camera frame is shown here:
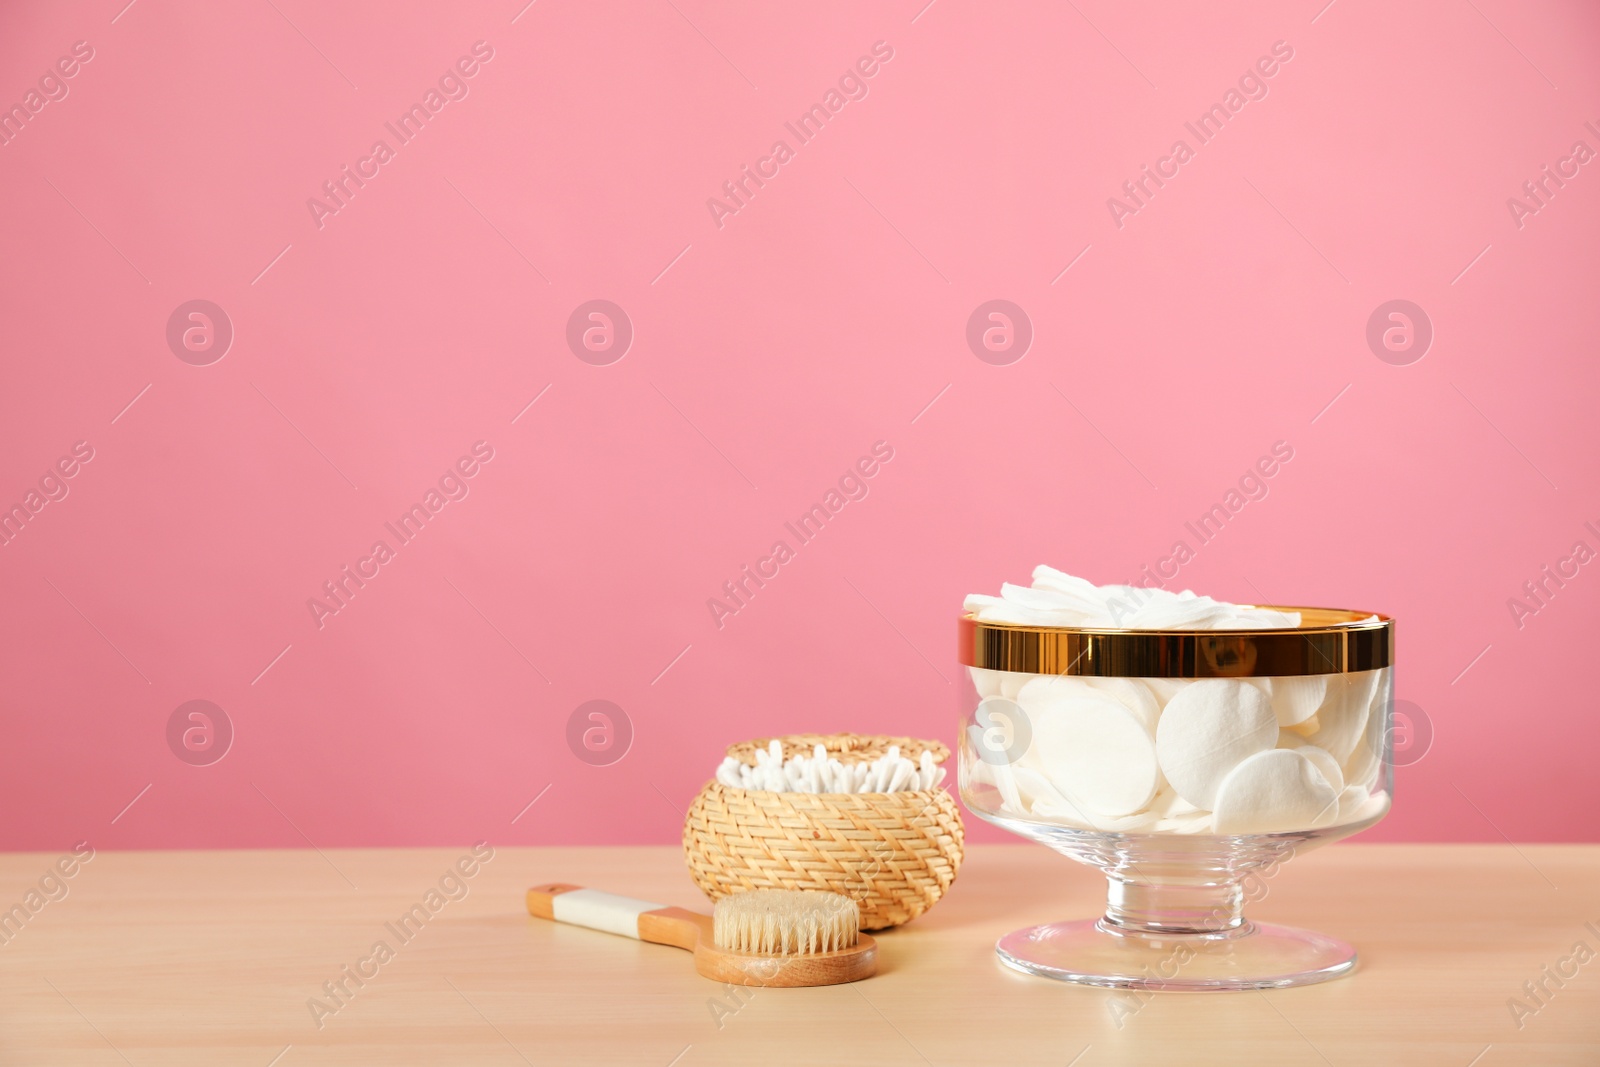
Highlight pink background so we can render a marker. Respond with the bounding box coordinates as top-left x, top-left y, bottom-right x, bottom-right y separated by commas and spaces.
2, 0, 1597, 851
